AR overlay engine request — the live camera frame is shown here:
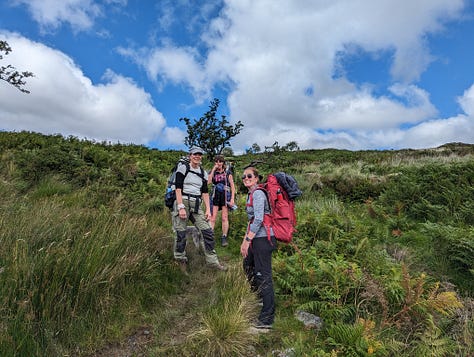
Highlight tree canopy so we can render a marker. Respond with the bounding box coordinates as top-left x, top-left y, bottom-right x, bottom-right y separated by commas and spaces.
180, 98, 243, 160
0, 40, 34, 93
